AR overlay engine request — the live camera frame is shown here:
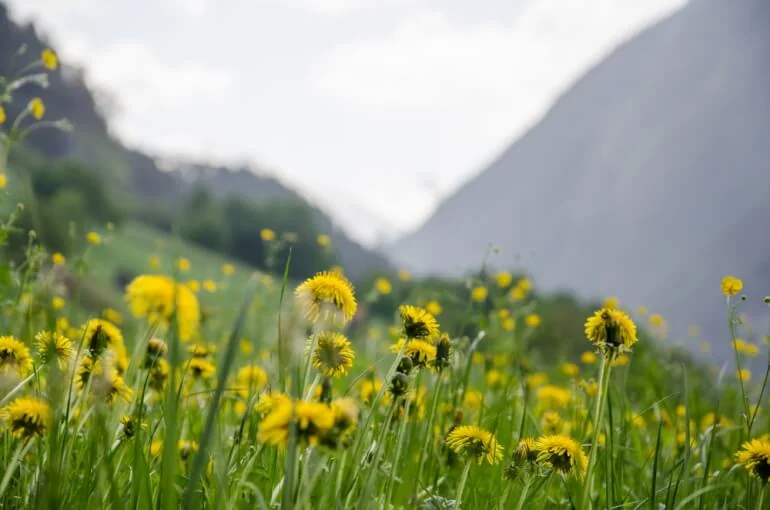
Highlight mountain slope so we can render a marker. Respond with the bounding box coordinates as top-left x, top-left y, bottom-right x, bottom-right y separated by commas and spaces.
390, 0, 770, 358
1, 3, 387, 278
